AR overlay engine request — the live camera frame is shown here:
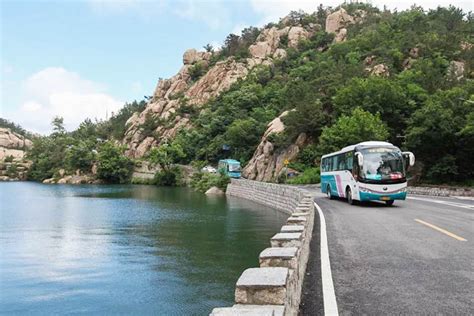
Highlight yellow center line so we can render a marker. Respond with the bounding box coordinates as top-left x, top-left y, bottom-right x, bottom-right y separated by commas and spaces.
415, 219, 467, 241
